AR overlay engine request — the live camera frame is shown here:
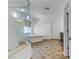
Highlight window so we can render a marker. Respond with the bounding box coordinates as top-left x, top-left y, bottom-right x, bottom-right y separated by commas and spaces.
27, 16, 30, 19
11, 12, 18, 18
24, 26, 31, 33
13, 12, 17, 17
